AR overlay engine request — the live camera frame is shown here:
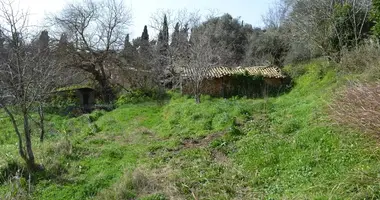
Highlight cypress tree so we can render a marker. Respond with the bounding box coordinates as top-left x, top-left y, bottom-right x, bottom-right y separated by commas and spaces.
38, 30, 50, 54
163, 15, 169, 45
171, 22, 180, 49
123, 34, 138, 67
141, 25, 149, 41
124, 34, 135, 54
140, 25, 150, 51
140, 26, 152, 70
124, 34, 130, 49
157, 15, 169, 69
